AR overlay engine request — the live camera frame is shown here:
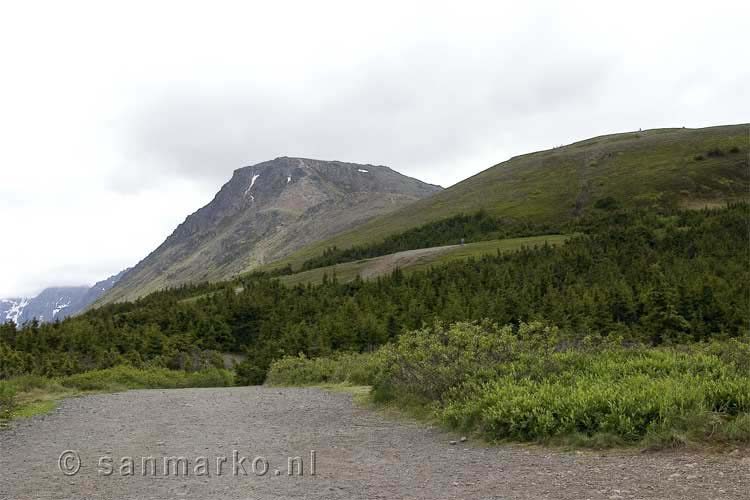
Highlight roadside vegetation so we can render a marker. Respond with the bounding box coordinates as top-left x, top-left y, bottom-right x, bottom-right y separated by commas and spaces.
0, 366, 234, 423
266, 321, 750, 449
265, 352, 381, 387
